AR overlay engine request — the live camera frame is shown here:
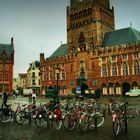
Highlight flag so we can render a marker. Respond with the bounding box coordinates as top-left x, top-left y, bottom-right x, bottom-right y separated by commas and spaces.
98, 57, 103, 67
